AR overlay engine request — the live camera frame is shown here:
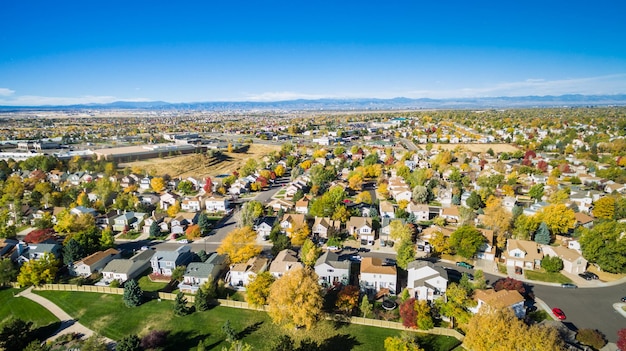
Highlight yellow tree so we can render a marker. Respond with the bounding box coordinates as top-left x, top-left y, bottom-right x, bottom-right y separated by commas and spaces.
300, 160, 312, 170
377, 183, 390, 199
463, 308, 564, 351
267, 267, 323, 330
501, 184, 515, 197
217, 226, 261, 264
185, 224, 202, 241
482, 196, 512, 249
290, 224, 311, 246
76, 192, 90, 207
390, 220, 413, 242
227, 142, 233, 153
331, 205, 350, 224
592, 196, 615, 220
348, 173, 363, 191
537, 203, 576, 237
274, 164, 285, 177
150, 177, 166, 192
384, 335, 424, 351
245, 271, 275, 307
167, 201, 181, 217
398, 199, 409, 210
17, 252, 59, 287
355, 191, 372, 204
